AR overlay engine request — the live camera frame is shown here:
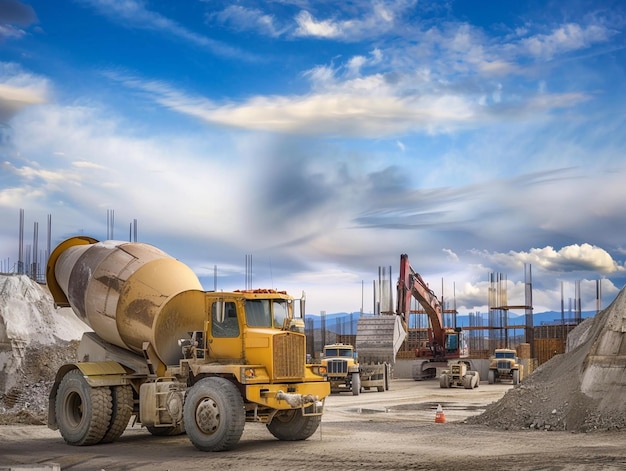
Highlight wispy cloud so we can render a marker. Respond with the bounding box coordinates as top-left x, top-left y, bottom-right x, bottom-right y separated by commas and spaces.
211, 5, 285, 37
293, 0, 415, 40
76, 0, 254, 59
520, 23, 615, 60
